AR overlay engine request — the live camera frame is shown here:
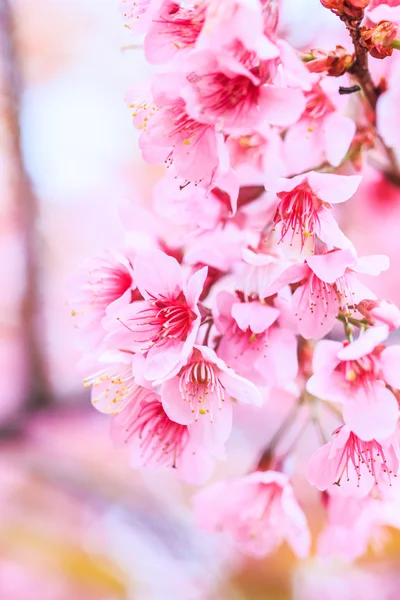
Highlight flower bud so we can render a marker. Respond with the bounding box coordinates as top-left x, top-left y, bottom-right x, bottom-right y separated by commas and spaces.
361, 20, 398, 58
307, 46, 354, 76
320, 0, 368, 18
357, 299, 400, 331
